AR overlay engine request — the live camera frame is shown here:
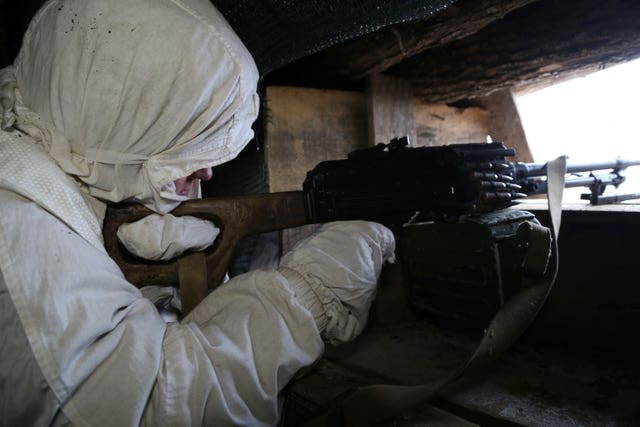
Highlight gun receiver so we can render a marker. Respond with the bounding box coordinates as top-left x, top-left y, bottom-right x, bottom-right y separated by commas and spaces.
303, 138, 522, 226
104, 138, 640, 308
